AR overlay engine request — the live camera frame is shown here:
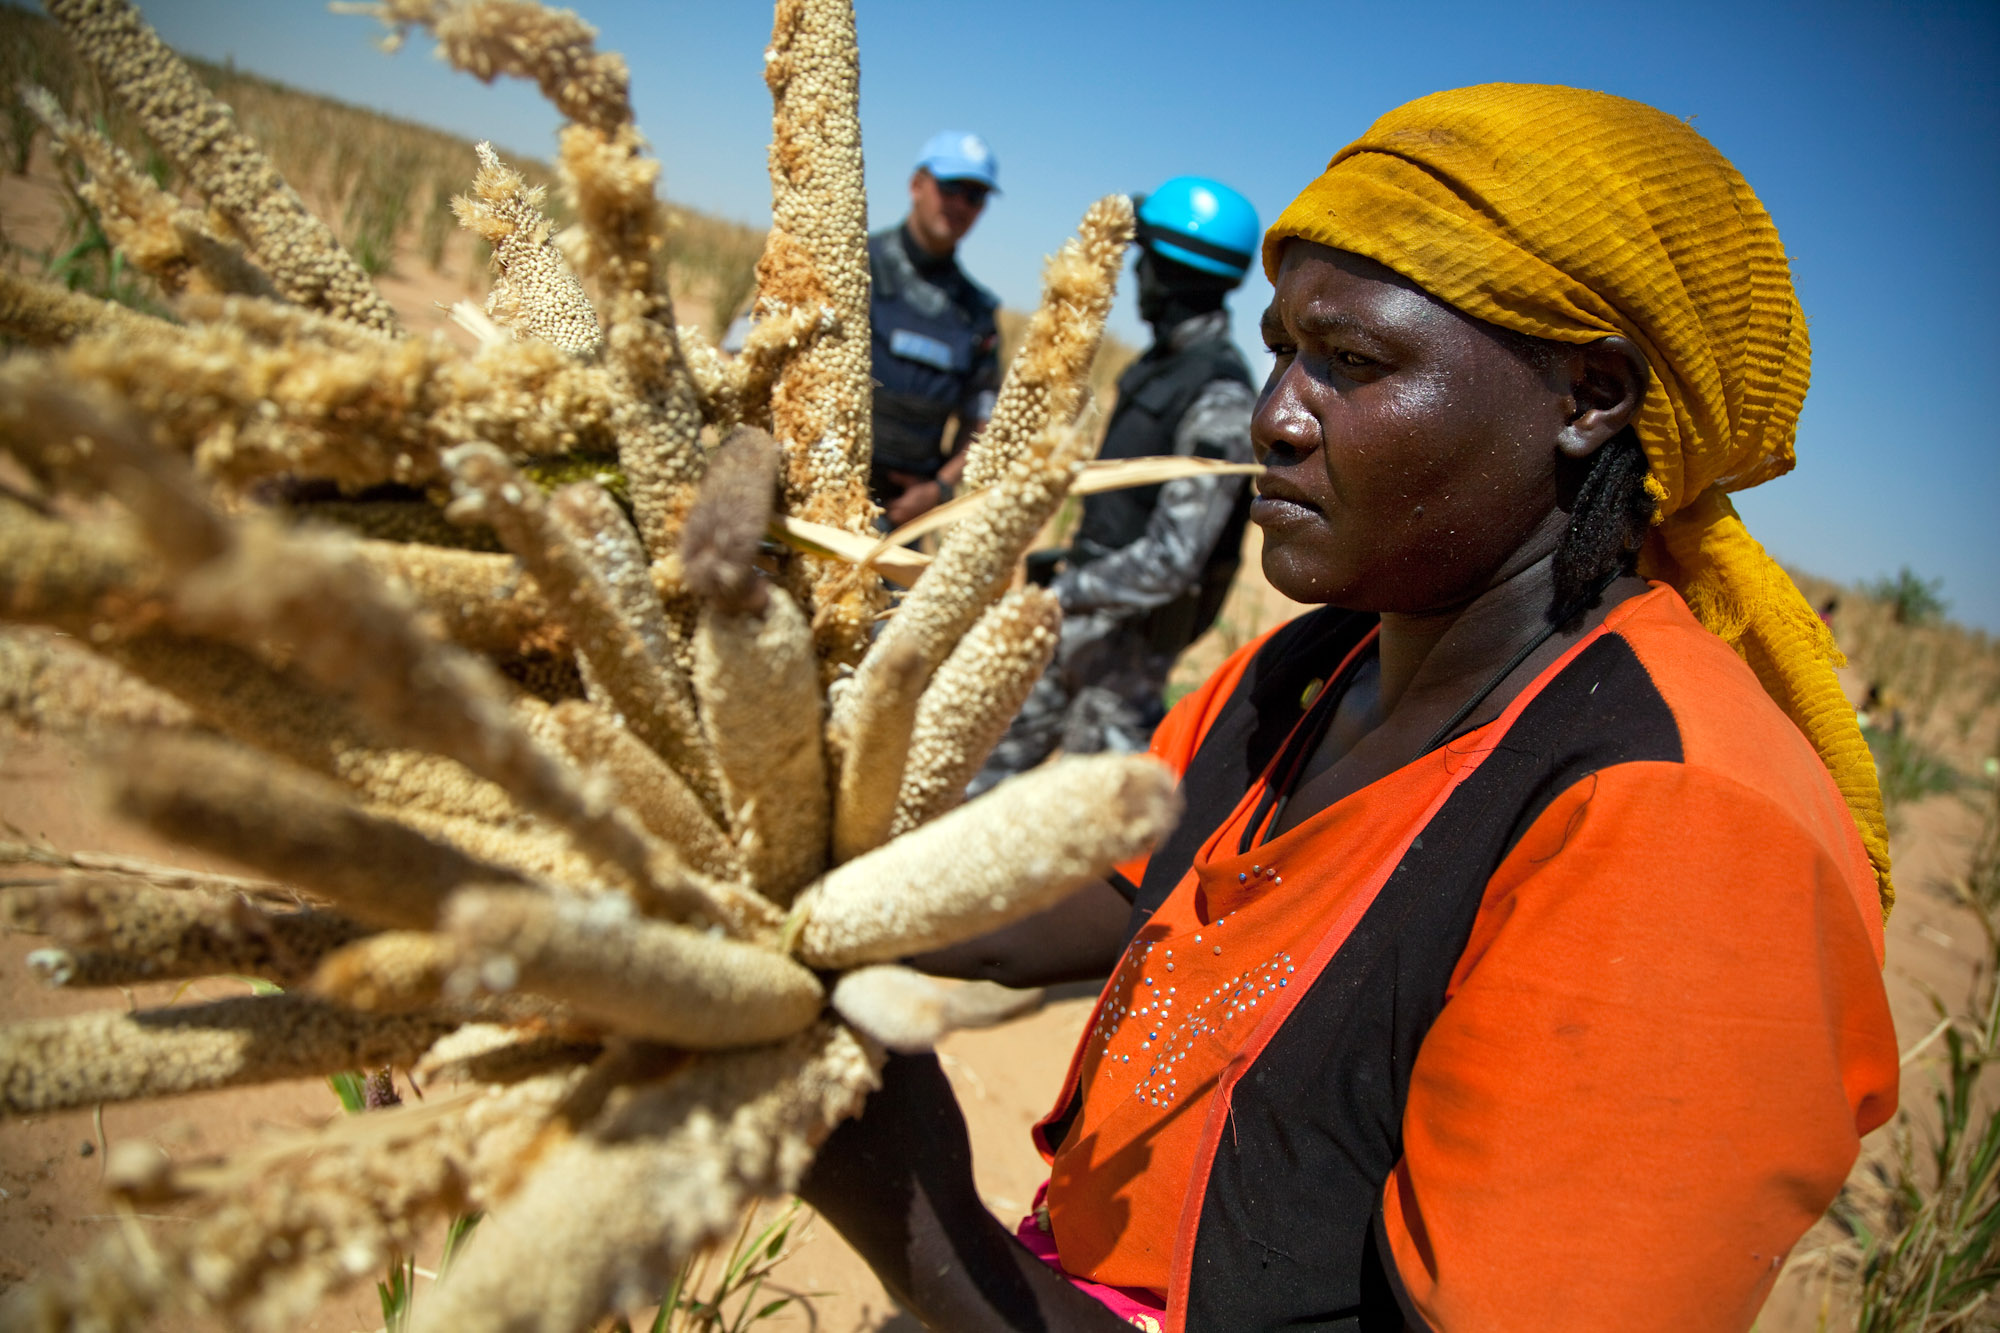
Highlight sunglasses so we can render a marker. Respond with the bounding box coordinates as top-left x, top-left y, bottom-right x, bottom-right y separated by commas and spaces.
936, 179, 991, 206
